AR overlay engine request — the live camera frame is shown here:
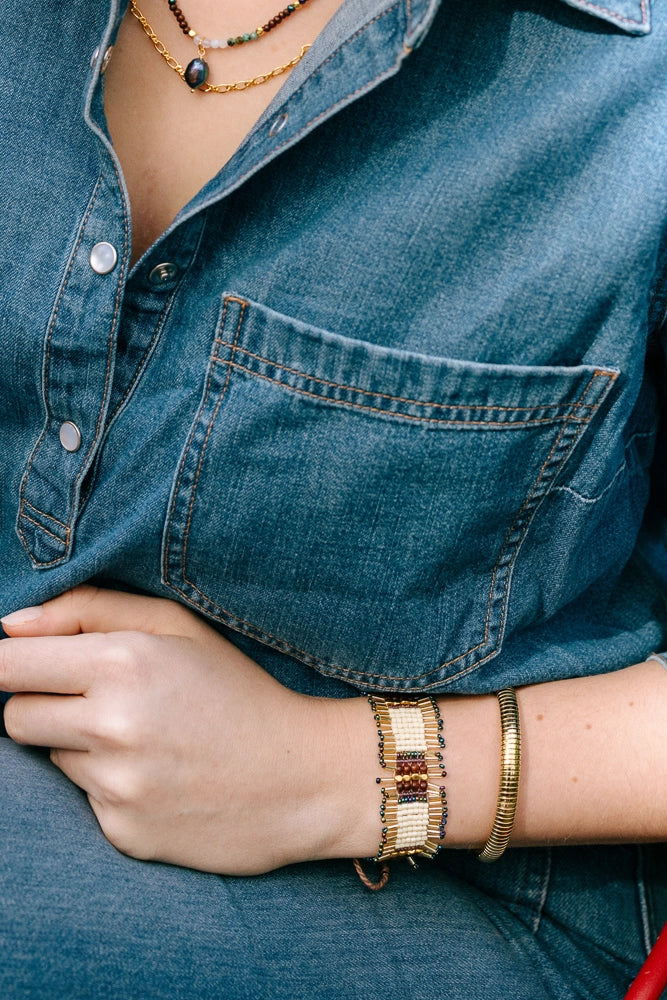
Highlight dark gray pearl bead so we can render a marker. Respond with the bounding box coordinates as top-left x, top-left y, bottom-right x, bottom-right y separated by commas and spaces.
184, 58, 209, 89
